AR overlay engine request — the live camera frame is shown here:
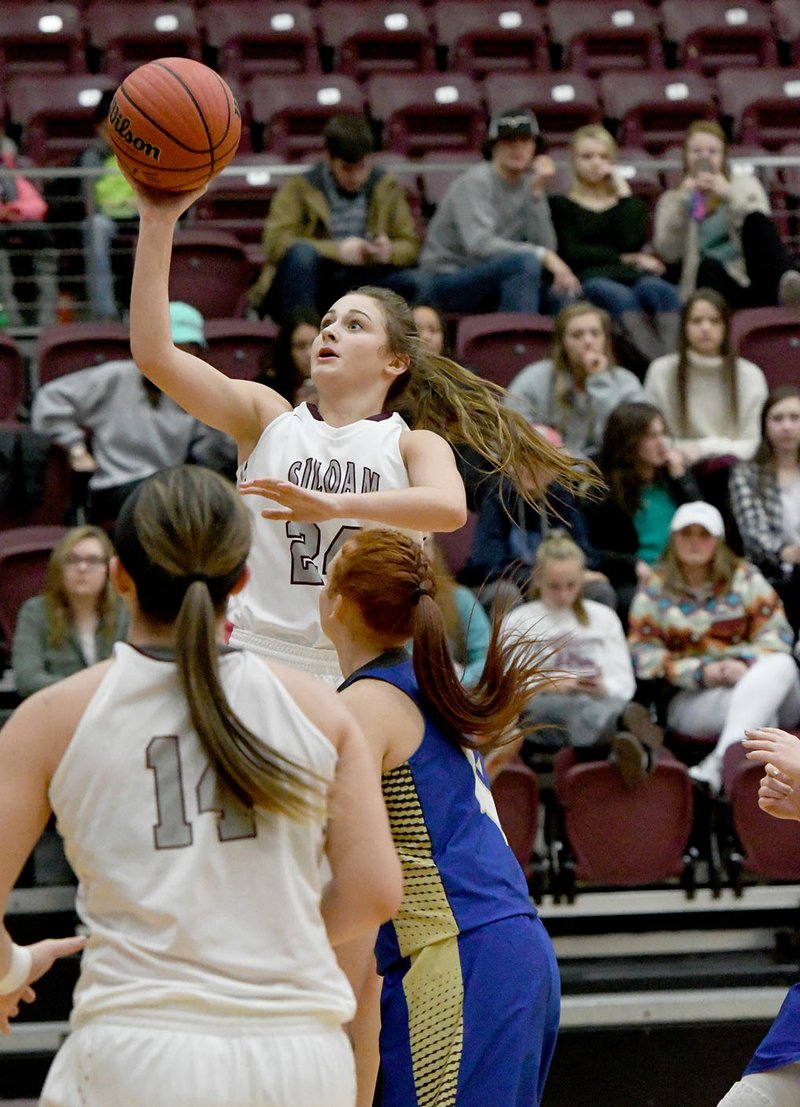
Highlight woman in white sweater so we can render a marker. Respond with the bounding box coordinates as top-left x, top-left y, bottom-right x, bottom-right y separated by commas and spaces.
643, 288, 767, 468
501, 532, 662, 786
